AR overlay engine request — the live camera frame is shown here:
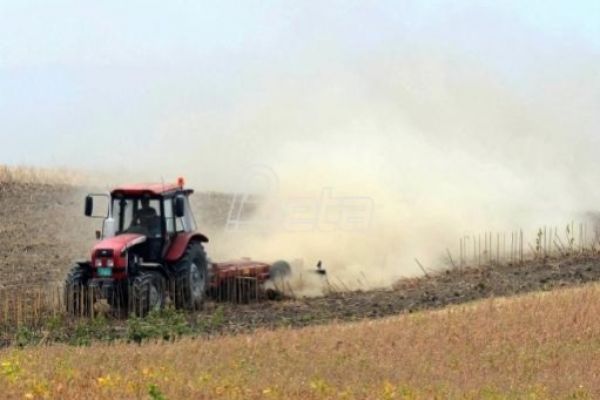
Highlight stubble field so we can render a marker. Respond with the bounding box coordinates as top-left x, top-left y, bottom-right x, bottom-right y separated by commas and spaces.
0, 284, 599, 399
1, 169, 600, 398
